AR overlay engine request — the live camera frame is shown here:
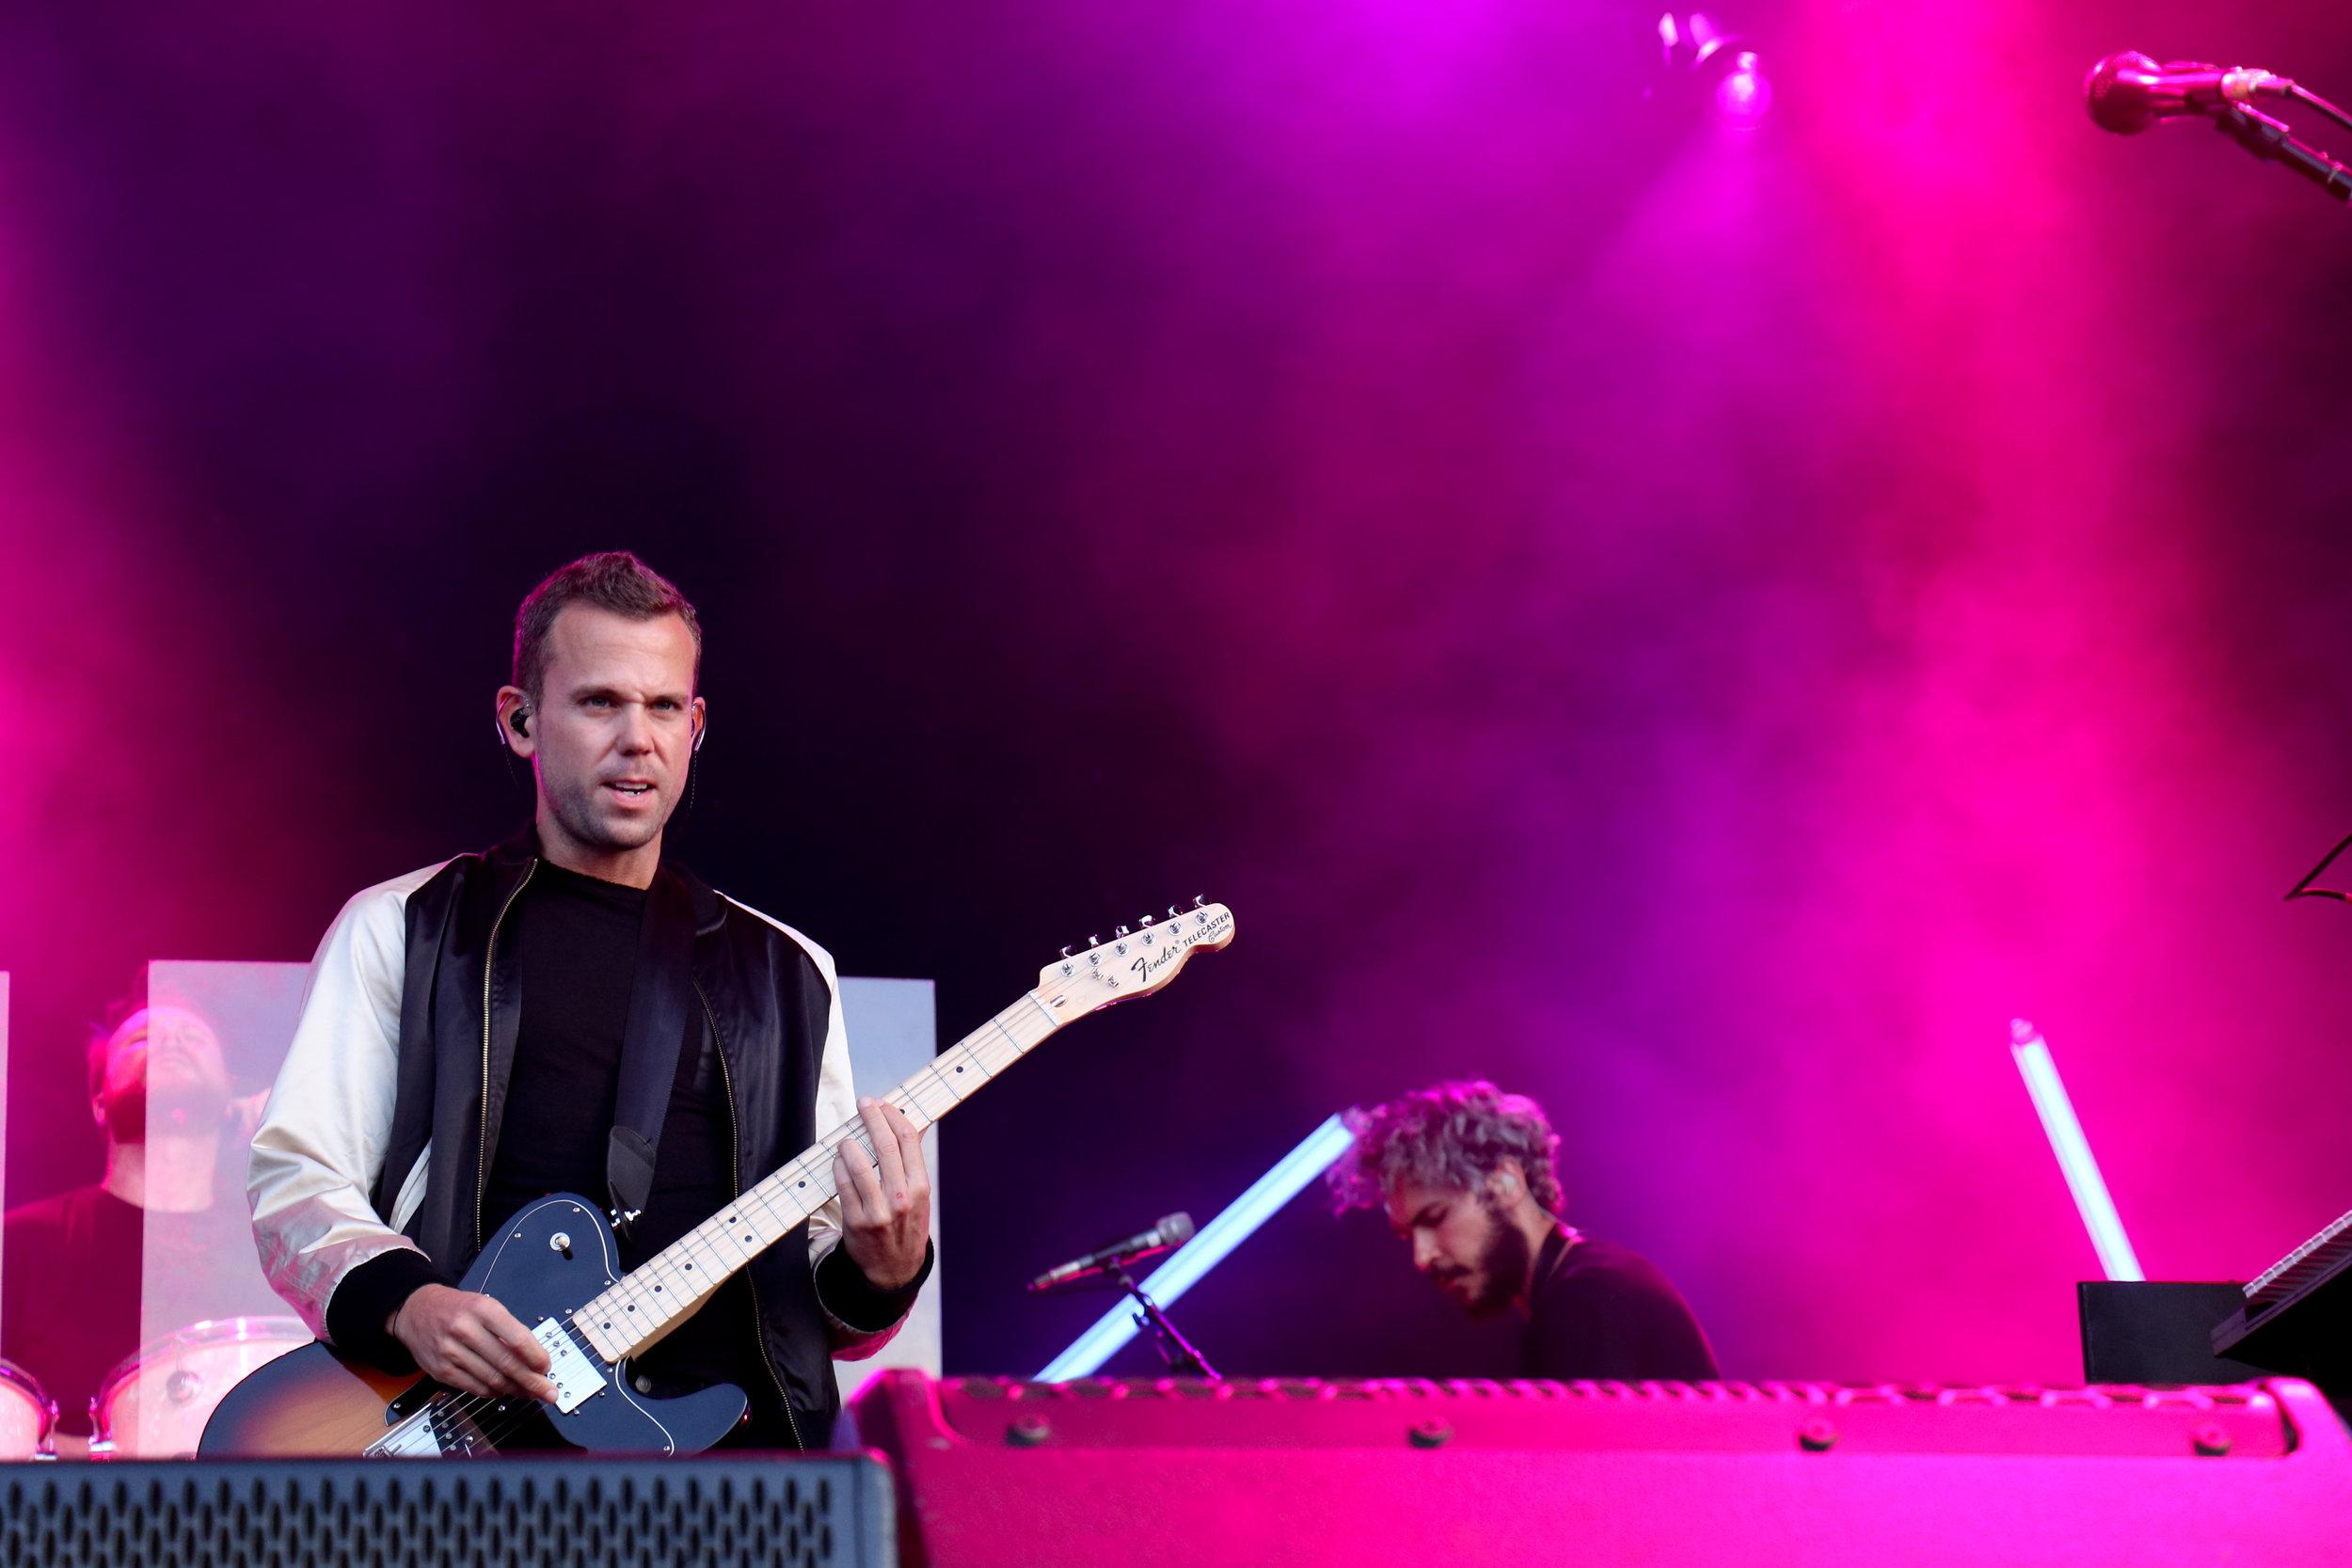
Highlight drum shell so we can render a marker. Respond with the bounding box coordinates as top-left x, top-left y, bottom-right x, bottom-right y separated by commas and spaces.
0, 1357, 56, 1459
93, 1317, 310, 1458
